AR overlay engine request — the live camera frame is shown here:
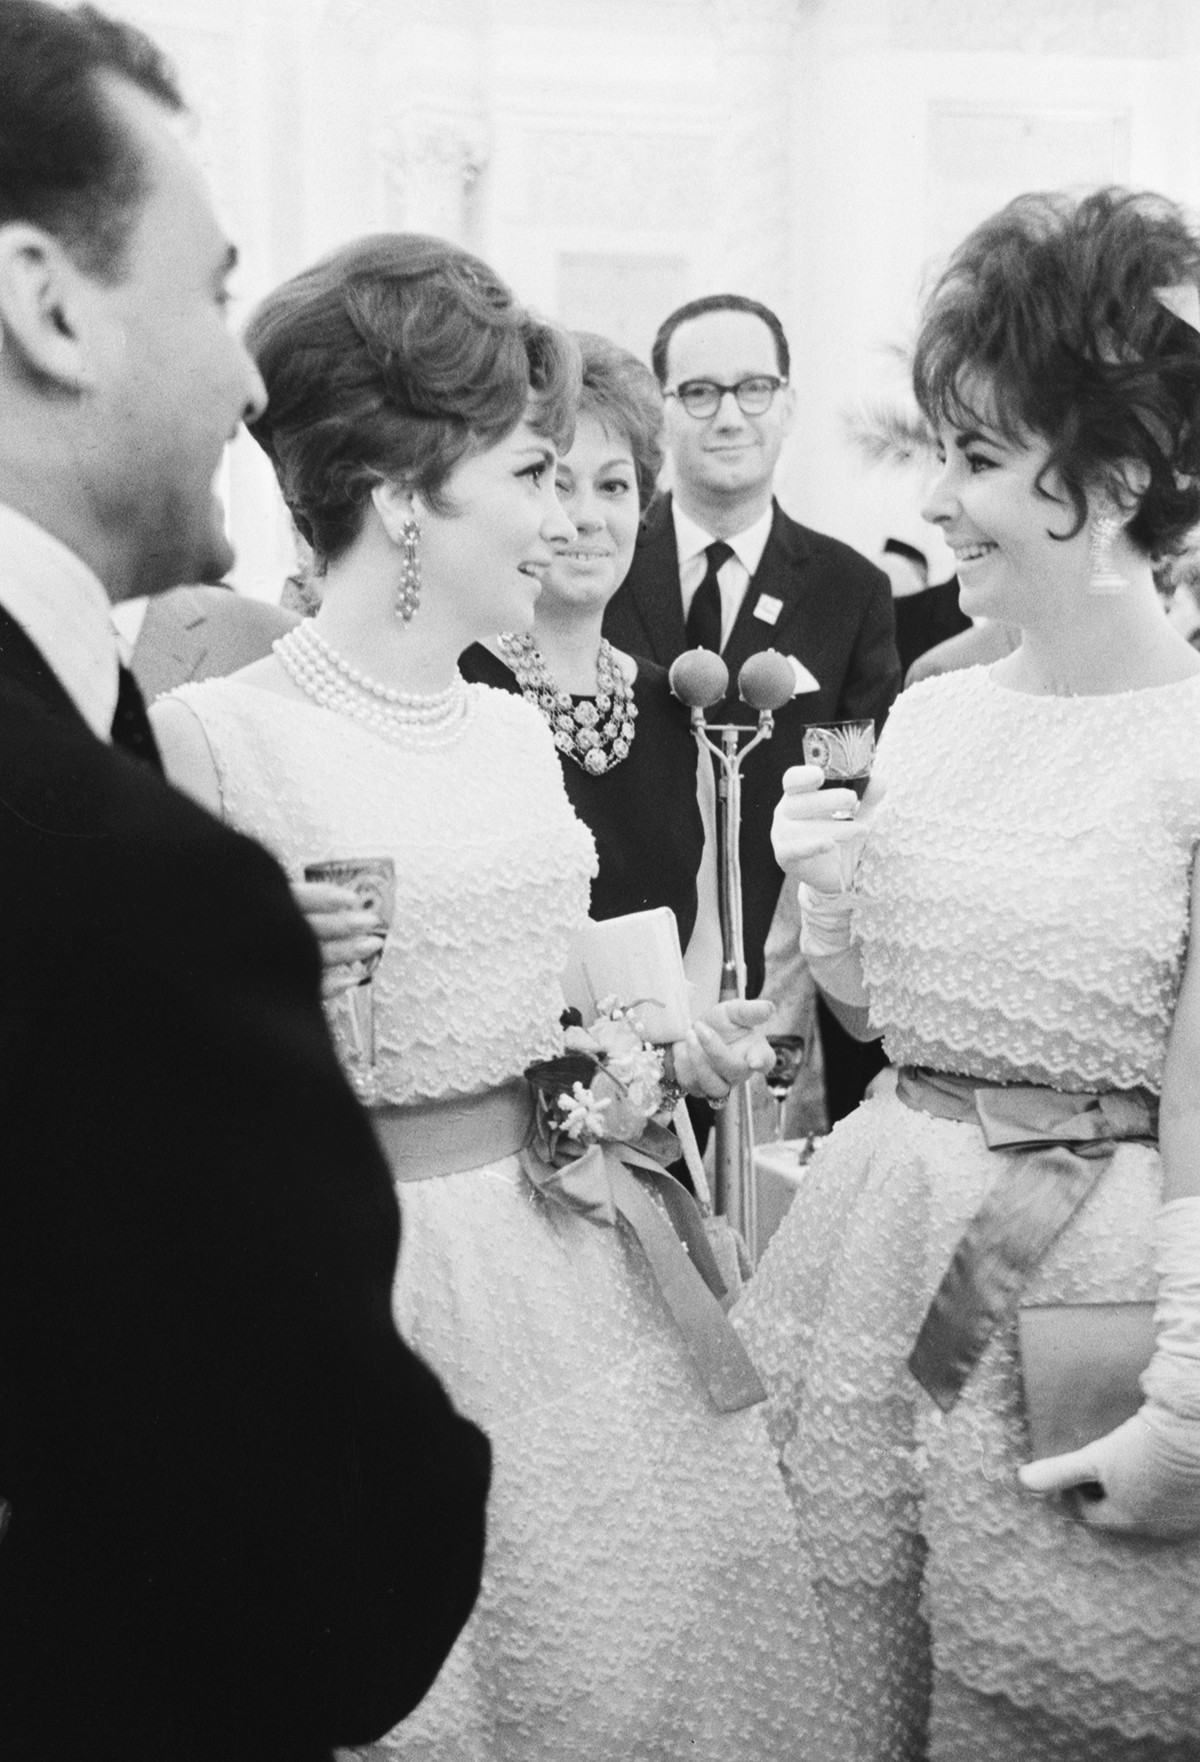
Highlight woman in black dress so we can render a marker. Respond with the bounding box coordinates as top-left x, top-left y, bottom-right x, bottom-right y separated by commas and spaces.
462, 333, 721, 1006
